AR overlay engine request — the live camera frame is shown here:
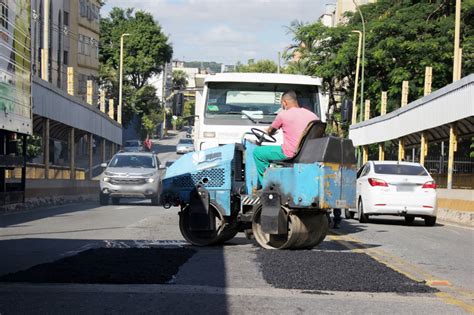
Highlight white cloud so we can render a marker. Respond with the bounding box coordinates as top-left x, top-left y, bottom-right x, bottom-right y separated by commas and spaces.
102, 0, 334, 64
